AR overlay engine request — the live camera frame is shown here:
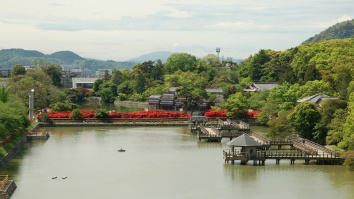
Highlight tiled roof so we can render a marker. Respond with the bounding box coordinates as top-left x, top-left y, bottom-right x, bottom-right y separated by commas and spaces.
227, 134, 262, 147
